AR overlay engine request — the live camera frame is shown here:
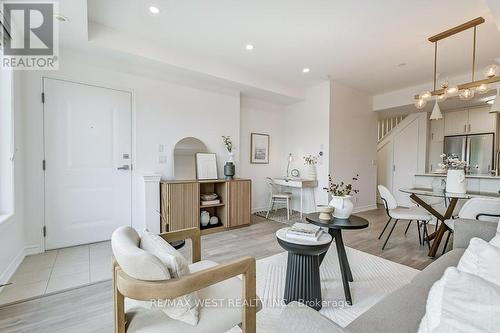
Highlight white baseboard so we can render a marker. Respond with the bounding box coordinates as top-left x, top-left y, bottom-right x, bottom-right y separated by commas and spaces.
0, 248, 25, 290
24, 245, 42, 256
251, 206, 268, 214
